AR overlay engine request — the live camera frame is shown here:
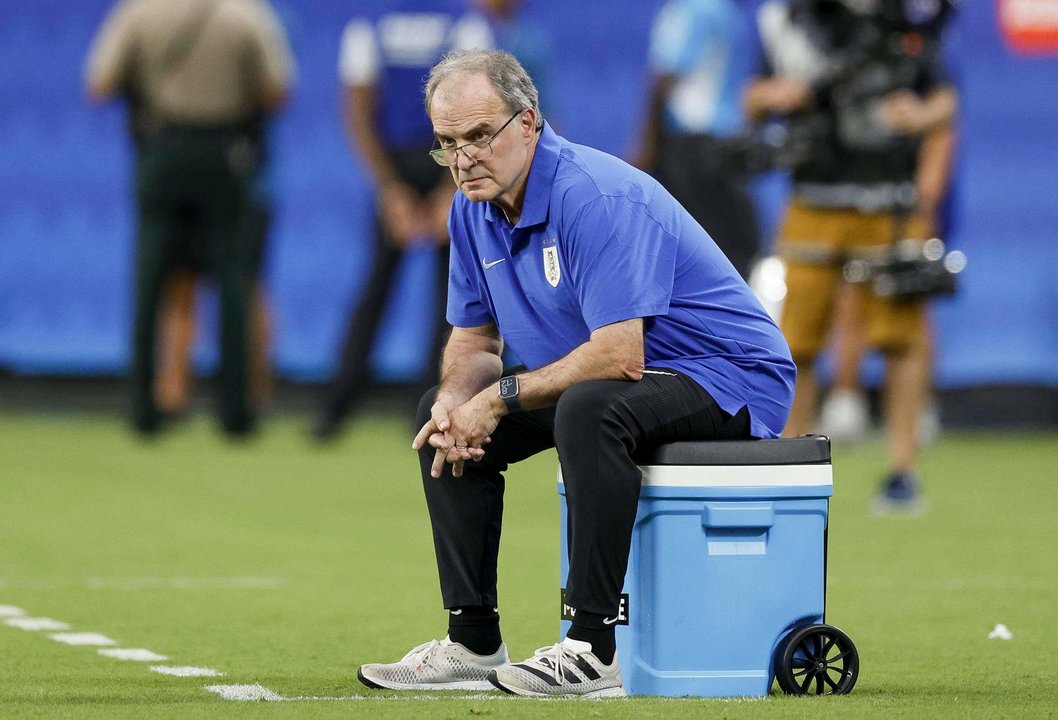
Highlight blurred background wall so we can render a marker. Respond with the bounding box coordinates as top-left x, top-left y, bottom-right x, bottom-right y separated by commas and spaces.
1, 0, 1056, 416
